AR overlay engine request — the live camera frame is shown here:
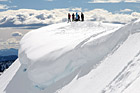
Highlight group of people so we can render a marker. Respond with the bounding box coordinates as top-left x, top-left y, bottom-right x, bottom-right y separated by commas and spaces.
68, 12, 84, 23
